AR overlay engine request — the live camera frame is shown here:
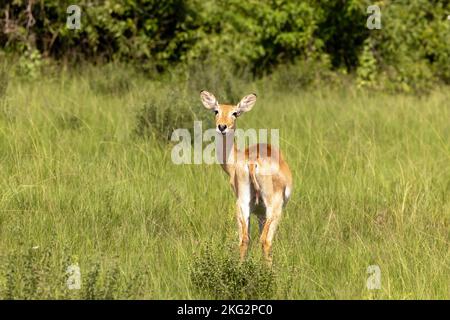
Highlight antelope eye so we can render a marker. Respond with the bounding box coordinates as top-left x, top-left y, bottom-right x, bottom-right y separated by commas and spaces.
232, 112, 238, 117
214, 110, 219, 115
